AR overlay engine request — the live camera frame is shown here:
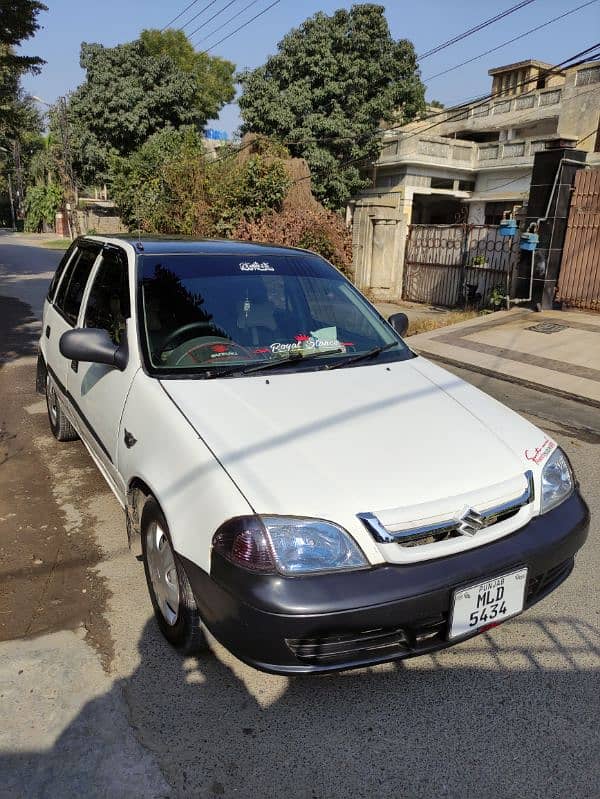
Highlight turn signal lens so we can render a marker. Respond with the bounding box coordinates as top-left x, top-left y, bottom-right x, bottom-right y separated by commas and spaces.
212, 516, 276, 572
